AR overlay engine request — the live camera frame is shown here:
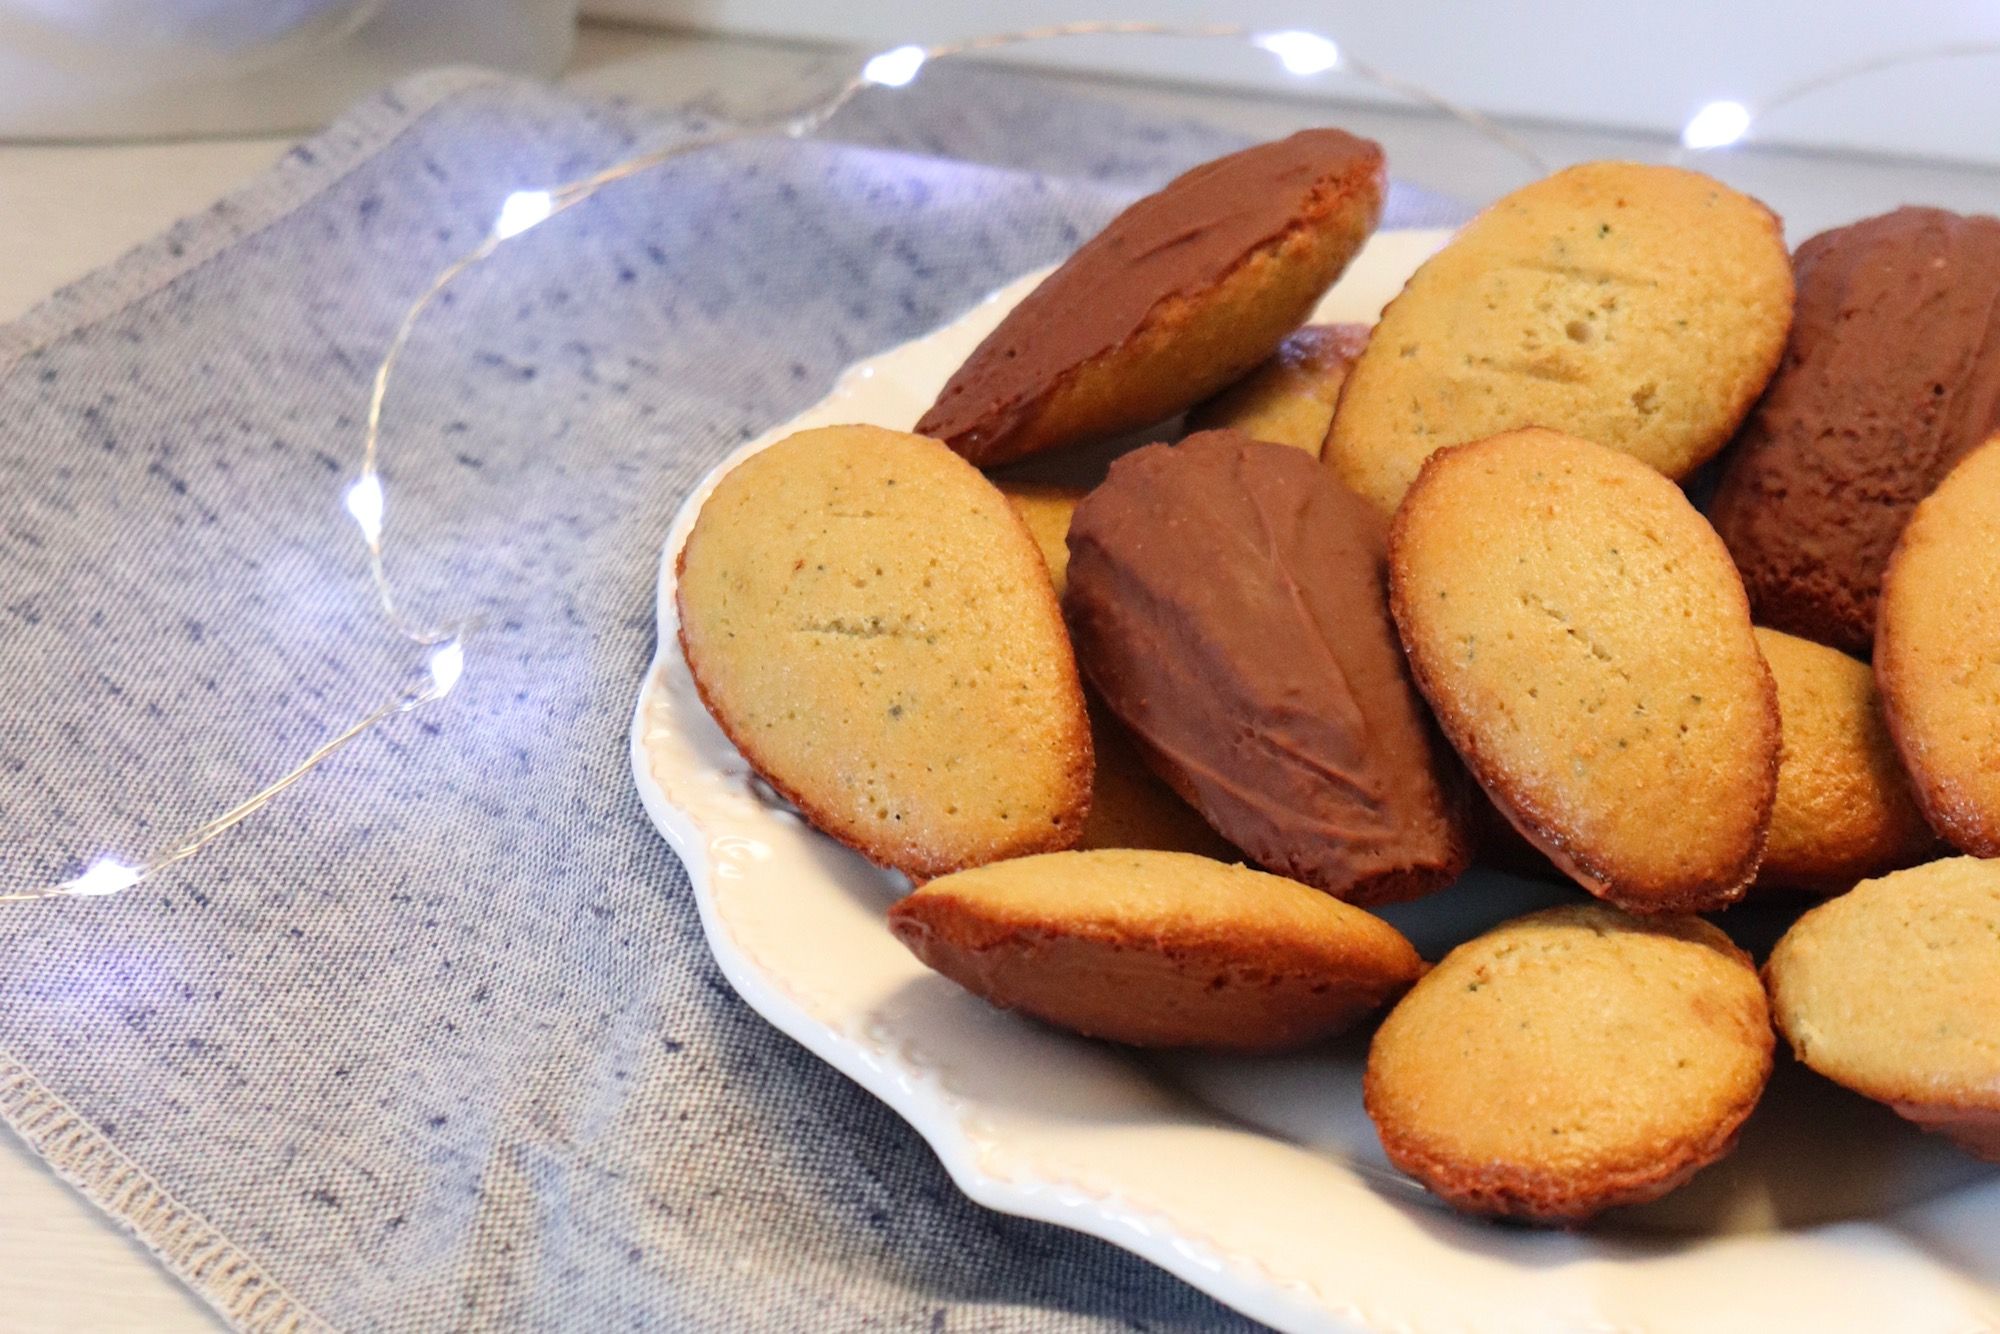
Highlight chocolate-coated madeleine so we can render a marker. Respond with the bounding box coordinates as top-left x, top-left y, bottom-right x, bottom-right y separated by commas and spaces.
916, 130, 1385, 467
1709, 207, 2000, 655
1063, 430, 1470, 904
